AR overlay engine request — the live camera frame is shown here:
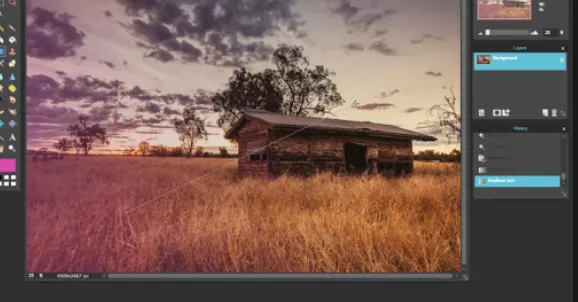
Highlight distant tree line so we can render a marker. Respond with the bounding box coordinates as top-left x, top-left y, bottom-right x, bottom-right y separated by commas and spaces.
121, 143, 236, 158
413, 149, 460, 162
120, 143, 459, 162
